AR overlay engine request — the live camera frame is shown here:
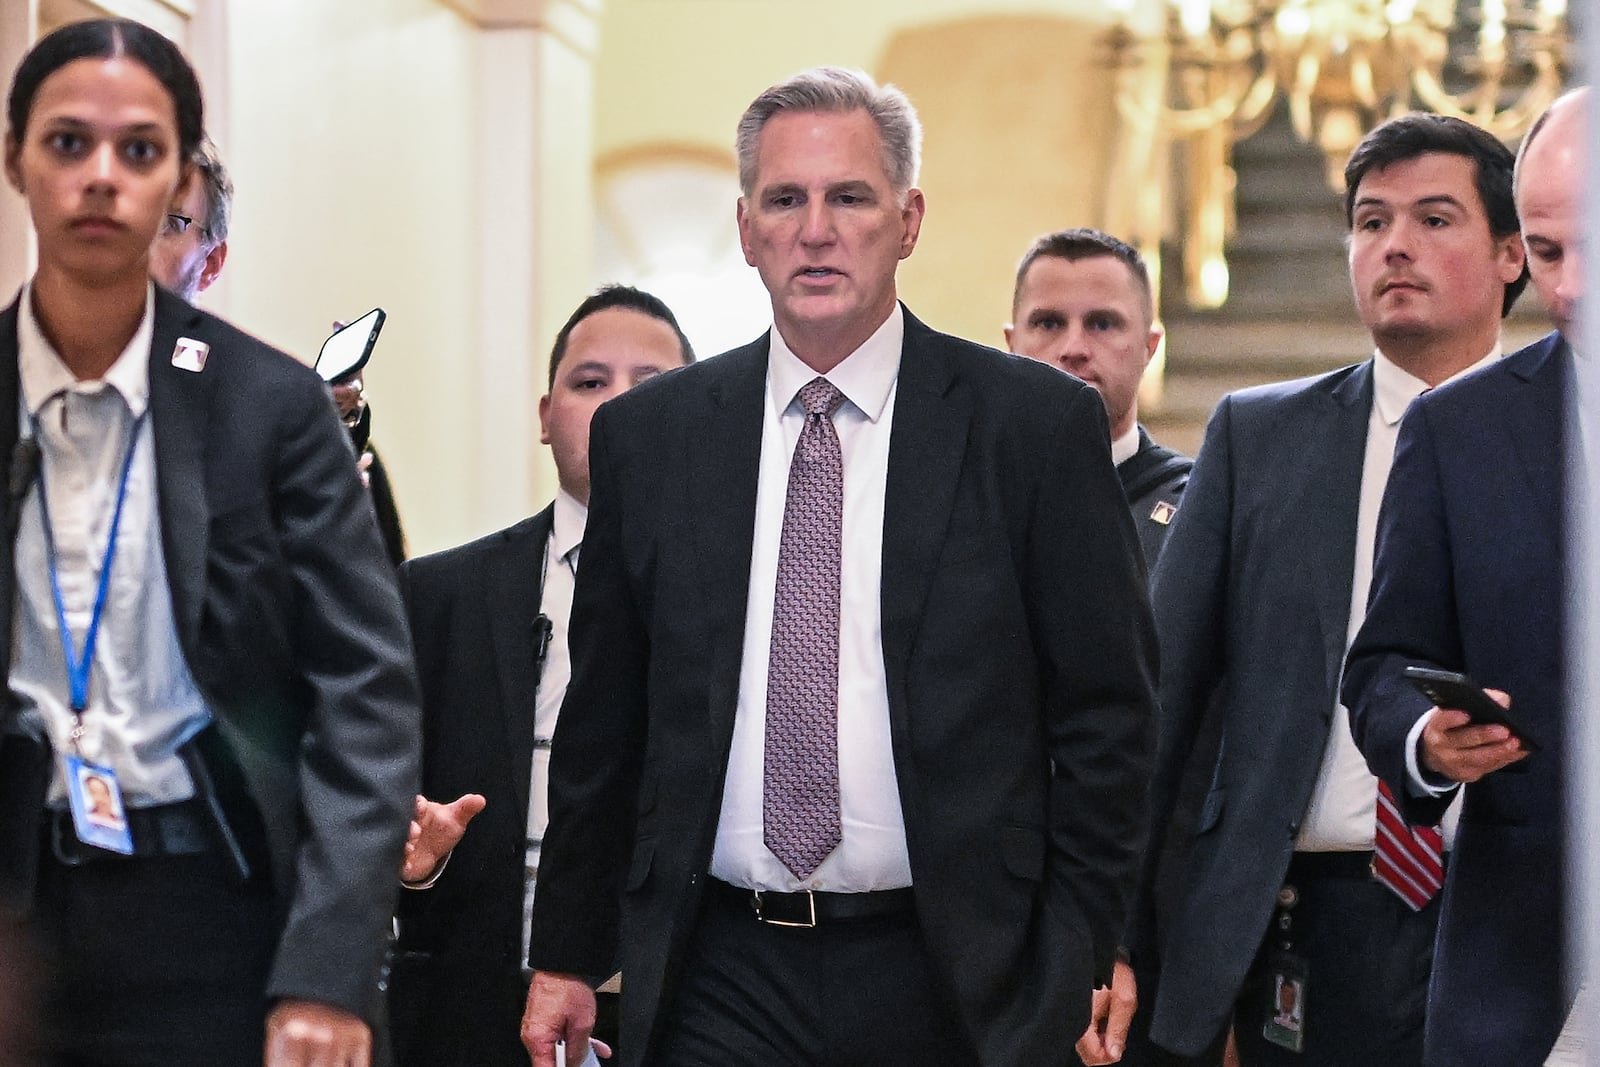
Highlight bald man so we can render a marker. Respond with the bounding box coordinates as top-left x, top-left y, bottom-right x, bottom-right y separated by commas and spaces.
1343, 87, 1588, 1066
